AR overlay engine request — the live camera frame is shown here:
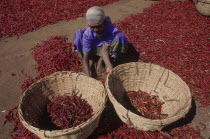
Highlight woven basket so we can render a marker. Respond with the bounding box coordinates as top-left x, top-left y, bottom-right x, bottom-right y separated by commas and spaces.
18, 71, 107, 139
105, 62, 192, 131
195, 0, 210, 16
